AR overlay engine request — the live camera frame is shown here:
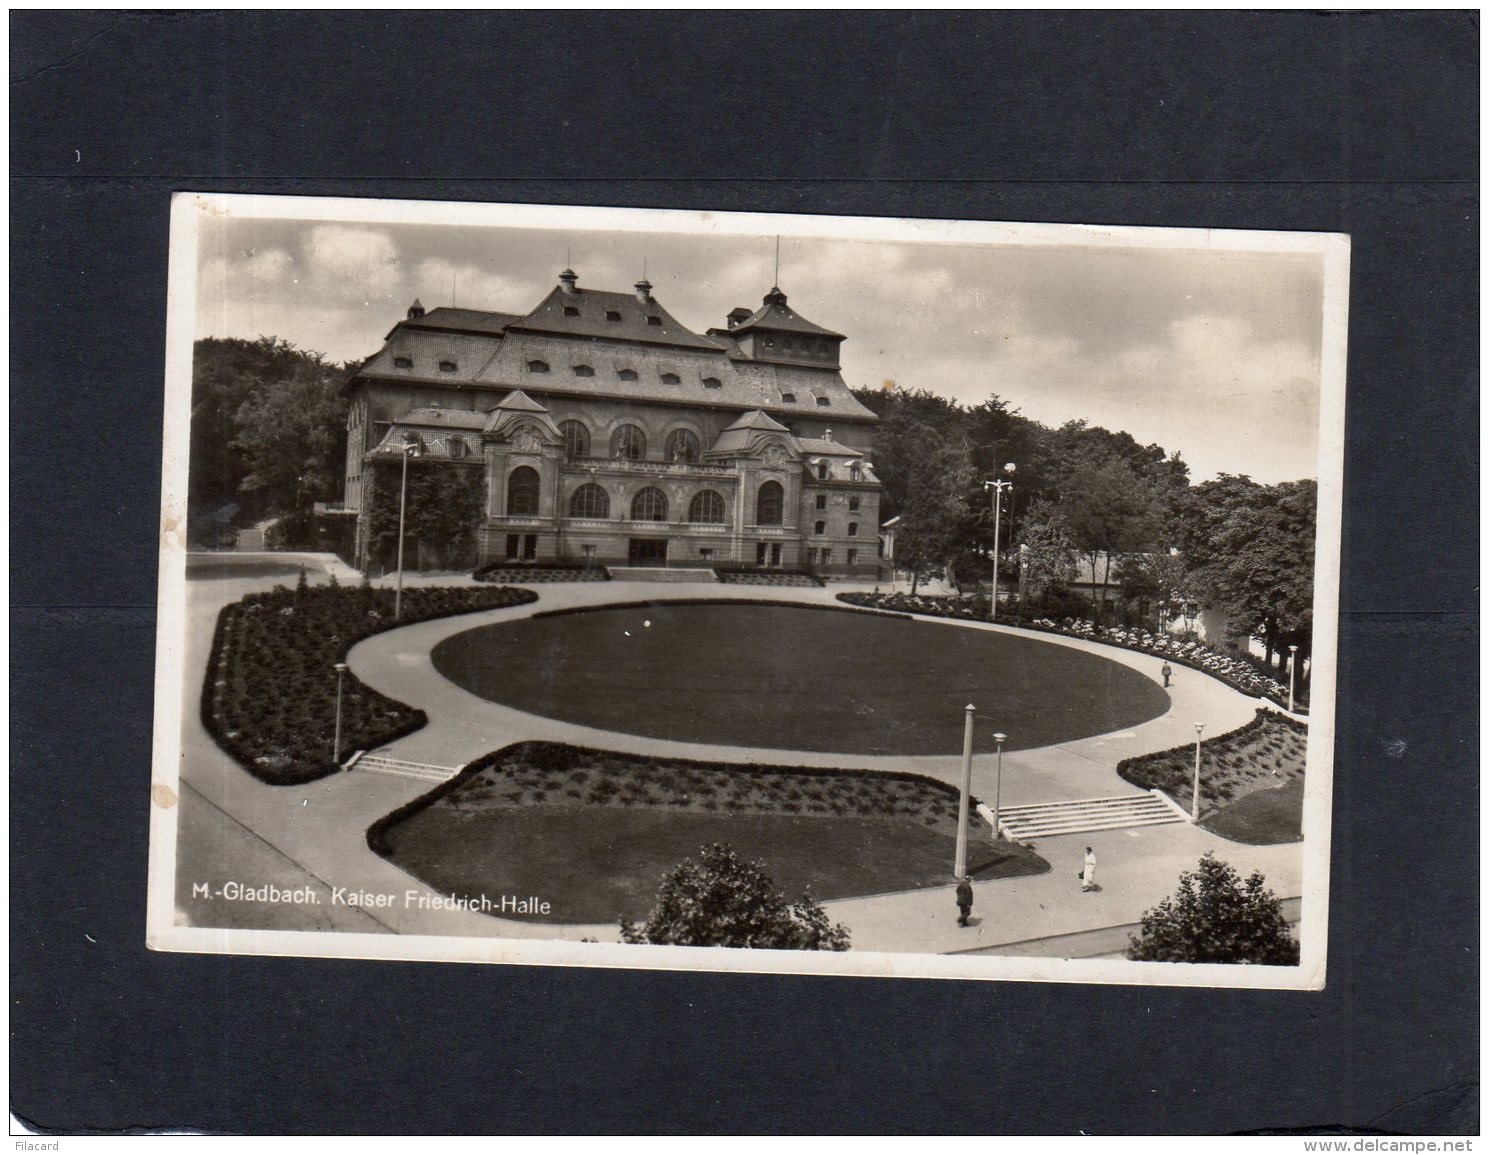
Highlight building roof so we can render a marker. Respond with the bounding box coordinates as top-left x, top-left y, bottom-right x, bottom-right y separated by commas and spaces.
508, 285, 724, 351
727, 287, 845, 340
350, 273, 877, 422
488, 388, 549, 413
721, 410, 790, 433
396, 407, 489, 429
795, 436, 863, 457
